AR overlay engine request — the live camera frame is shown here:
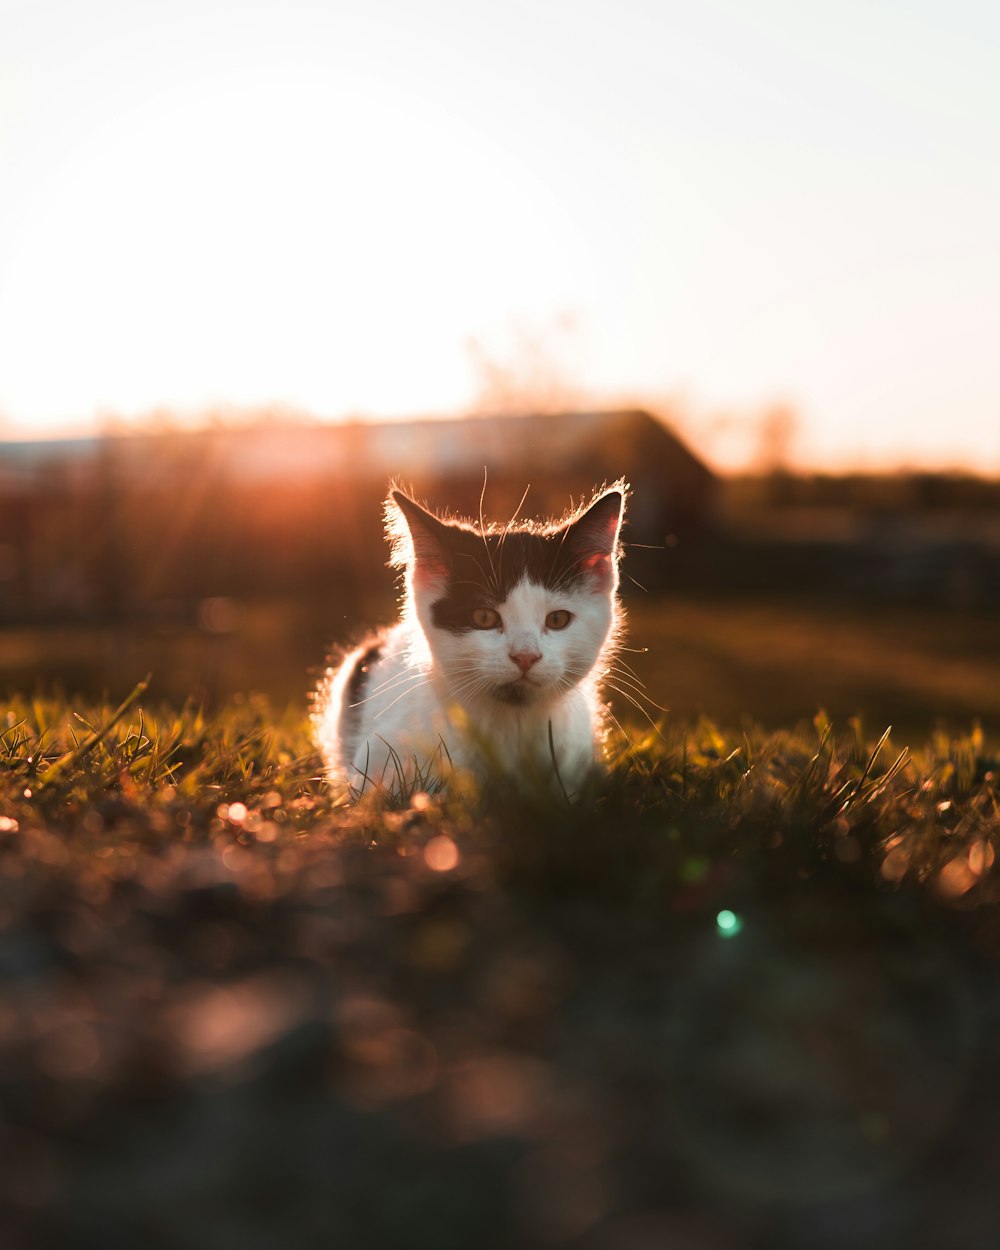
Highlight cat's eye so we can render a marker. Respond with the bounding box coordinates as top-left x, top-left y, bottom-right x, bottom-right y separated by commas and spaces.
545, 609, 573, 630
471, 606, 501, 630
